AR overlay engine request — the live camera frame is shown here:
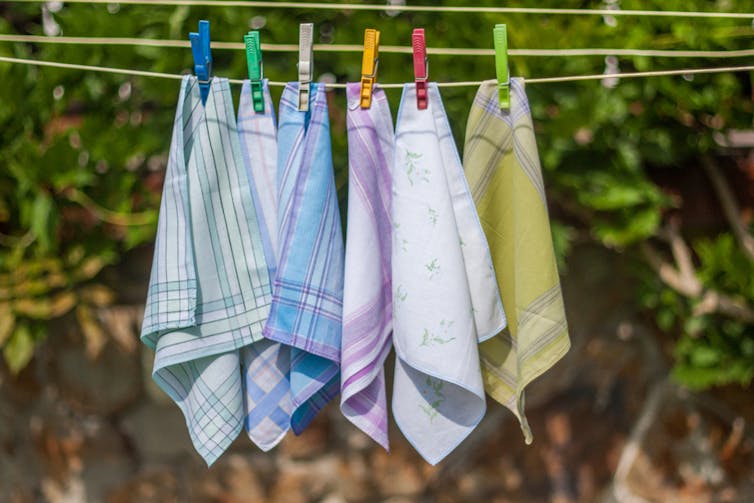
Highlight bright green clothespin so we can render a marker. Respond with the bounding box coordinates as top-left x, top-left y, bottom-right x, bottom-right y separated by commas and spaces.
244, 31, 264, 113
493, 24, 510, 110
